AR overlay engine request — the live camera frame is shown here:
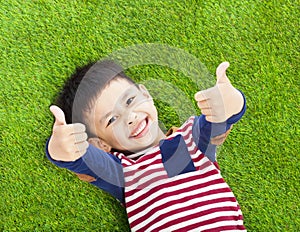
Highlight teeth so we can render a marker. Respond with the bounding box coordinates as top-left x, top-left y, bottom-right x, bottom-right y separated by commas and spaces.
132, 120, 147, 137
